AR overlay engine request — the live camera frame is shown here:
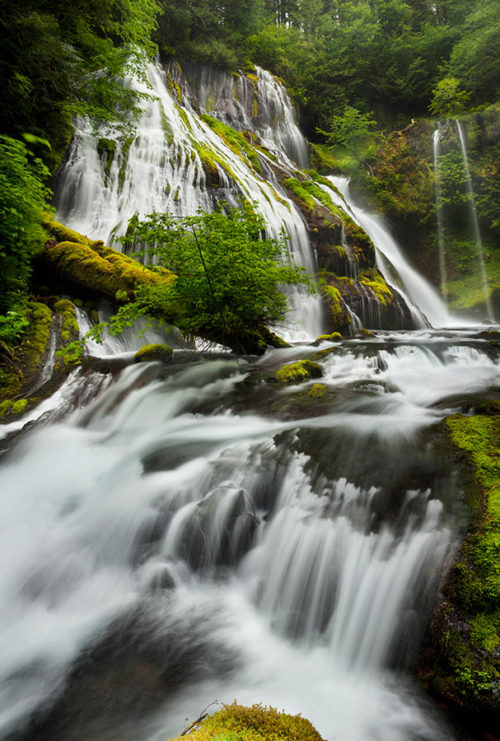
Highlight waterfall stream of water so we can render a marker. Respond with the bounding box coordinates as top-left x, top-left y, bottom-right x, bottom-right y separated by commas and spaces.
433, 126, 448, 302
1, 58, 498, 741
327, 177, 451, 328
455, 121, 494, 322
54, 62, 323, 342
